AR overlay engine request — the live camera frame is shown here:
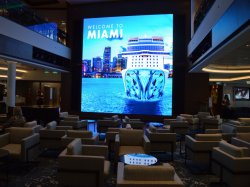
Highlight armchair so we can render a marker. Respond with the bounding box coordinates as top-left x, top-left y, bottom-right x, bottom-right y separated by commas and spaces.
23, 120, 42, 133
0, 127, 40, 162
59, 111, 79, 119
117, 162, 184, 187
145, 125, 176, 160
212, 140, 250, 187
200, 118, 222, 131
168, 121, 189, 155
122, 116, 145, 129
205, 122, 236, 142
114, 128, 150, 163
59, 116, 88, 130
58, 138, 110, 187
97, 119, 120, 133
179, 114, 199, 130
40, 121, 71, 150
185, 134, 222, 172
62, 130, 99, 147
